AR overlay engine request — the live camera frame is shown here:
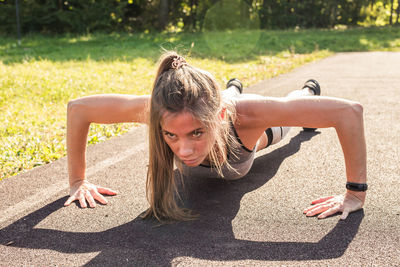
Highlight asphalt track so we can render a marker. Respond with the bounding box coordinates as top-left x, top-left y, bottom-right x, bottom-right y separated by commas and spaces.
1, 52, 399, 266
